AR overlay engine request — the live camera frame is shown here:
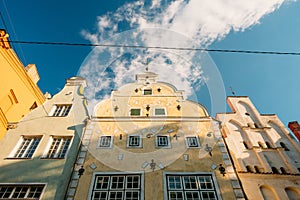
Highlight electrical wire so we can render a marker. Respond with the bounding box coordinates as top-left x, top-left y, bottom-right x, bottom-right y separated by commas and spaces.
8, 40, 300, 56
